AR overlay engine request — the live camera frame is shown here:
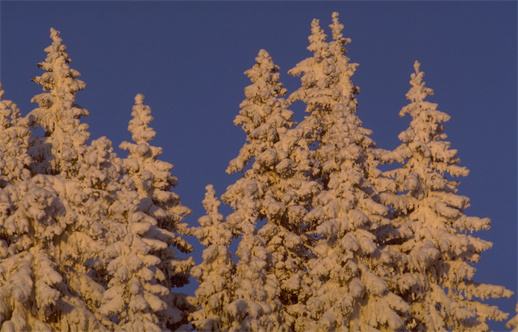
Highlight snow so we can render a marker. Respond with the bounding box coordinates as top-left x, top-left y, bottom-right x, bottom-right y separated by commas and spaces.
0, 14, 513, 332
378, 60, 514, 330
